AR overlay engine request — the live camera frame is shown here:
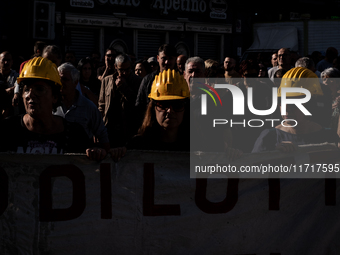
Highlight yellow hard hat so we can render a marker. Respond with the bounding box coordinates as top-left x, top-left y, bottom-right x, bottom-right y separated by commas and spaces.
17, 57, 62, 86
278, 67, 323, 97
148, 69, 190, 100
